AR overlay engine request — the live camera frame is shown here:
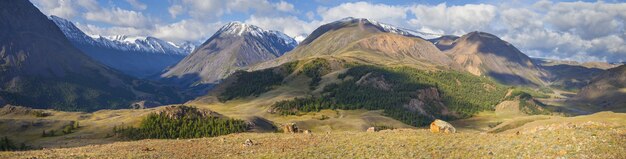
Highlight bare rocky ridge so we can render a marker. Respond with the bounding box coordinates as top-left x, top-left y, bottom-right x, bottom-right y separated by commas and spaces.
253, 18, 459, 71
442, 32, 548, 86
428, 35, 459, 51
160, 22, 296, 87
